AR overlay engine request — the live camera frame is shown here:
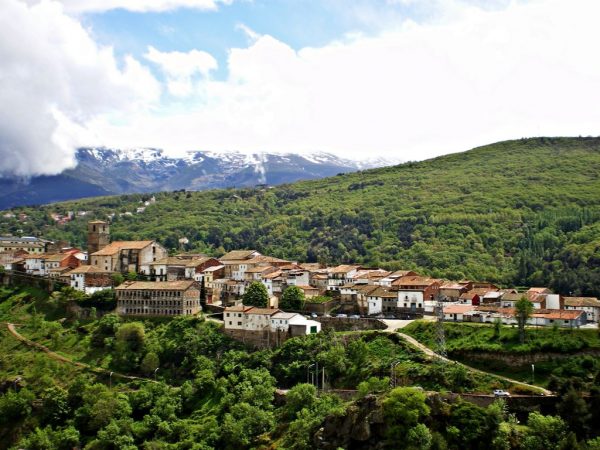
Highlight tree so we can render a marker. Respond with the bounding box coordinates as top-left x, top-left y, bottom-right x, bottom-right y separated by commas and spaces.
126, 271, 137, 281
115, 322, 145, 352
383, 387, 430, 443
280, 286, 305, 311
556, 388, 590, 439
112, 273, 124, 286
515, 296, 534, 344
243, 281, 269, 307
141, 352, 160, 376
523, 412, 568, 449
